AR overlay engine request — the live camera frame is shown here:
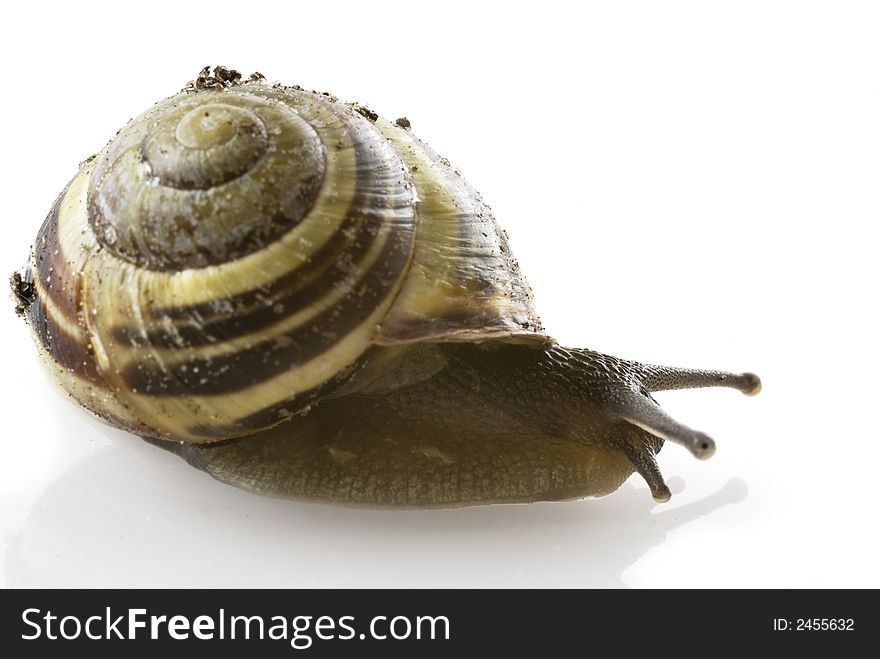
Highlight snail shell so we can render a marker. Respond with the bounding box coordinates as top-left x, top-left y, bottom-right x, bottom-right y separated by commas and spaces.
15, 68, 760, 506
